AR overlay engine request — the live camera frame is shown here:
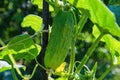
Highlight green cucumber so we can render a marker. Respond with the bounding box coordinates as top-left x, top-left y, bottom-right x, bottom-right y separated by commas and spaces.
44, 9, 74, 70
